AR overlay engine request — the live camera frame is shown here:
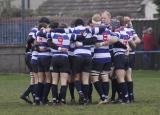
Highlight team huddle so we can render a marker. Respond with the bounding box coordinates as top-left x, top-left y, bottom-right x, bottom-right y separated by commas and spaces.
20, 10, 141, 106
